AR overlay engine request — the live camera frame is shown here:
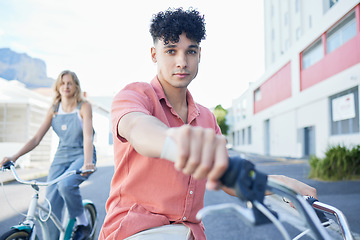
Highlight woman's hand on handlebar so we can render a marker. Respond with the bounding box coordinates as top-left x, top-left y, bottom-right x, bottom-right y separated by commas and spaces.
166, 125, 228, 190
0, 156, 16, 168
80, 163, 96, 176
